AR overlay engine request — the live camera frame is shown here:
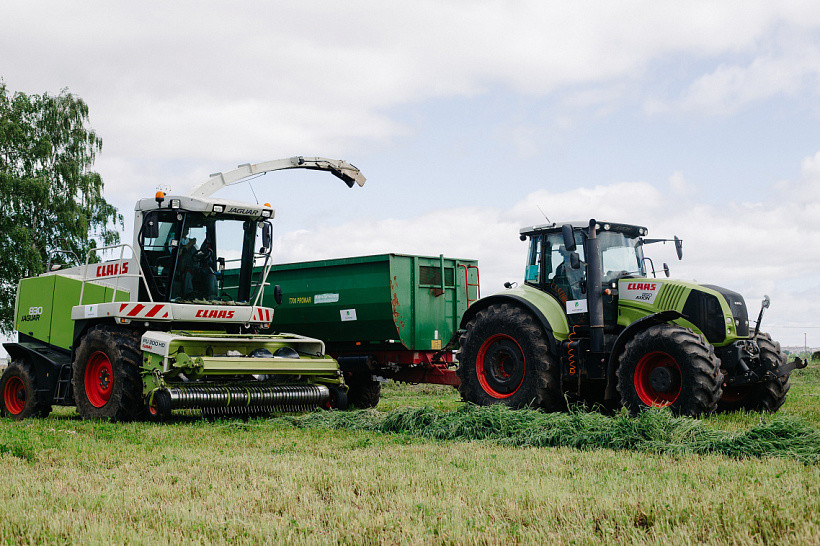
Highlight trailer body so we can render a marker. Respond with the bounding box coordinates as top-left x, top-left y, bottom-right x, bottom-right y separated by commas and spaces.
225, 253, 479, 386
